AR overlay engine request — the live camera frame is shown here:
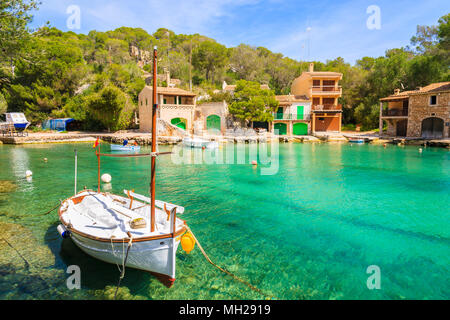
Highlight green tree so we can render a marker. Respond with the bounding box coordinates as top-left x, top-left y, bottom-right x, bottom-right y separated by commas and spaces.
86, 85, 128, 132
192, 40, 228, 84
228, 80, 279, 126
0, 0, 40, 77
0, 91, 7, 114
